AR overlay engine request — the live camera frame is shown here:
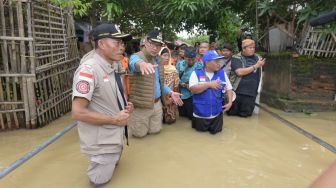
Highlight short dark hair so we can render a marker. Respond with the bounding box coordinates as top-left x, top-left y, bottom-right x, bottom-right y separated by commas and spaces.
221, 43, 233, 51
95, 40, 99, 49
178, 44, 187, 50
194, 42, 200, 47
